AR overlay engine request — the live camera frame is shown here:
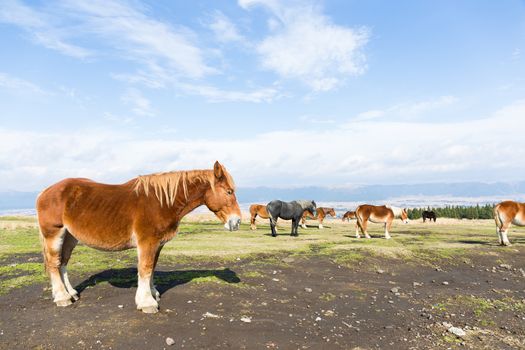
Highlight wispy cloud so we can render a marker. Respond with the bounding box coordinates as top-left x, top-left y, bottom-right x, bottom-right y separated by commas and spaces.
121, 89, 155, 117
0, 72, 47, 95
240, 0, 369, 91
178, 83, 281, 103
0, 0, 92, 58
206, 11, 245, 44
354, 95, 458, 121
